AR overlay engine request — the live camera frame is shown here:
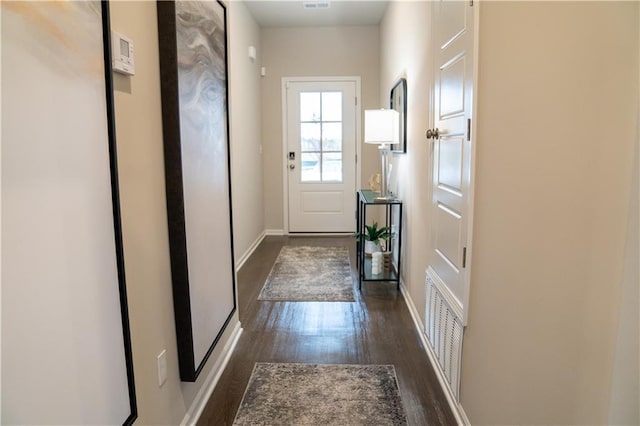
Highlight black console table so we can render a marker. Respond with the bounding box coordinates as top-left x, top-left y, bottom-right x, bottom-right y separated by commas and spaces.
356, 190, 403, 290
